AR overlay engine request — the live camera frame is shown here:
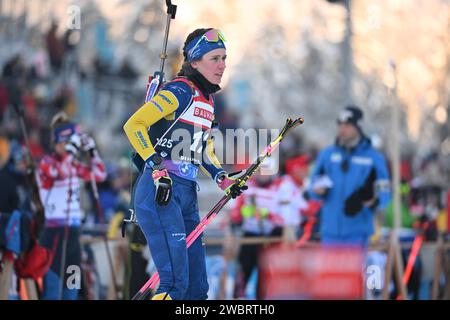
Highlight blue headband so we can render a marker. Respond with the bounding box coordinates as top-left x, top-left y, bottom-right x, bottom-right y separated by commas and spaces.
184, 34, 226, 62
54, 123, 77, 143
